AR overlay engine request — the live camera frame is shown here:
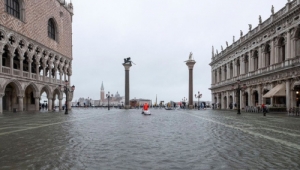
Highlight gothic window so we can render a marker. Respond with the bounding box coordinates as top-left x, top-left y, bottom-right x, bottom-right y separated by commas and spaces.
6, 0, 20, 19
48, 18, 56, 40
